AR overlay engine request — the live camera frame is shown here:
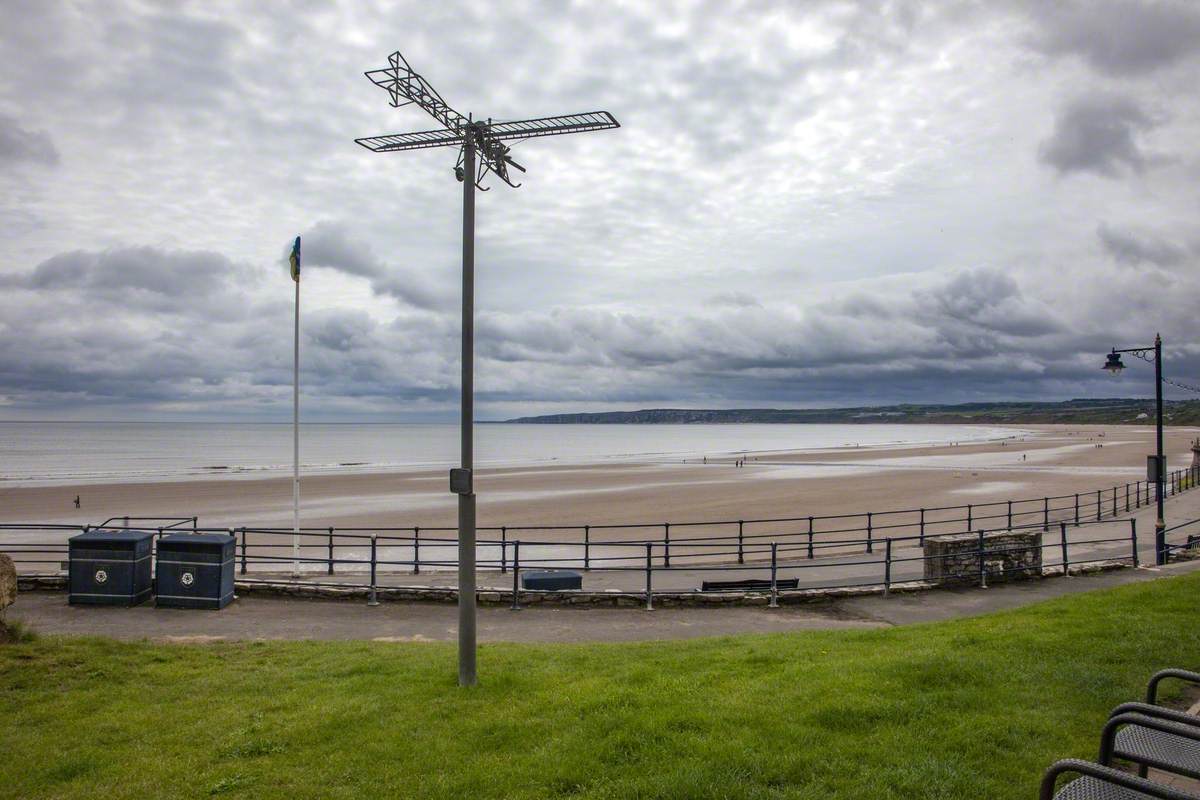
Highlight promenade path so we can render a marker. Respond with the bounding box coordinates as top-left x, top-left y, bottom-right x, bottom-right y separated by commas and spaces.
11, 552, 1200, 643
